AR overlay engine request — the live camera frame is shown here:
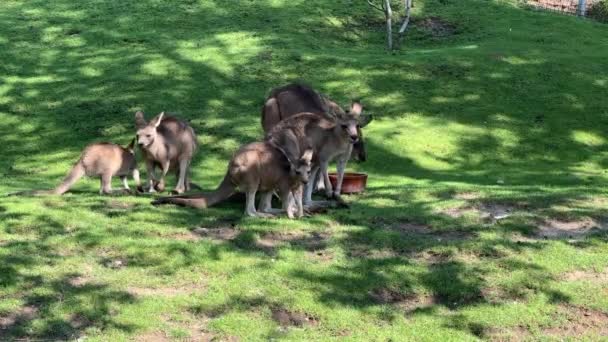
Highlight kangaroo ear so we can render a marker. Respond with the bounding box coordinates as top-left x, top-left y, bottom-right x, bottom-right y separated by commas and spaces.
135, 111, 147, 128
151, 112, 165, 128
127, 138, 136, 151
358, 113, 374, 128
350, 101, 363, 116
300, 149, 313, 163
